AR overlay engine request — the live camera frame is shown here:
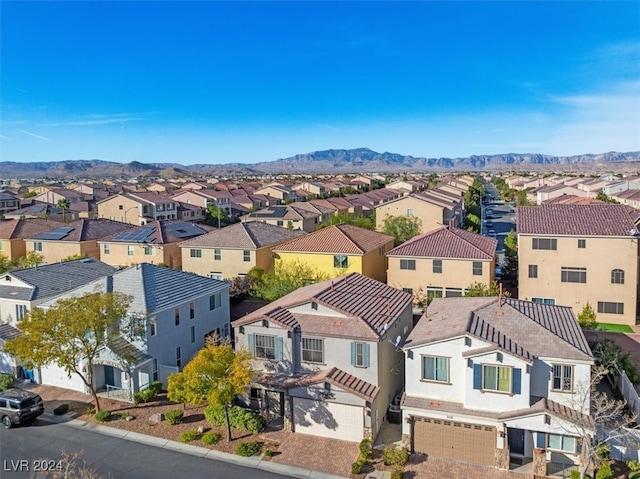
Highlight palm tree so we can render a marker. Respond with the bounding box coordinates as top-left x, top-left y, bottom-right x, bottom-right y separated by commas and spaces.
57, 198, 70, 223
